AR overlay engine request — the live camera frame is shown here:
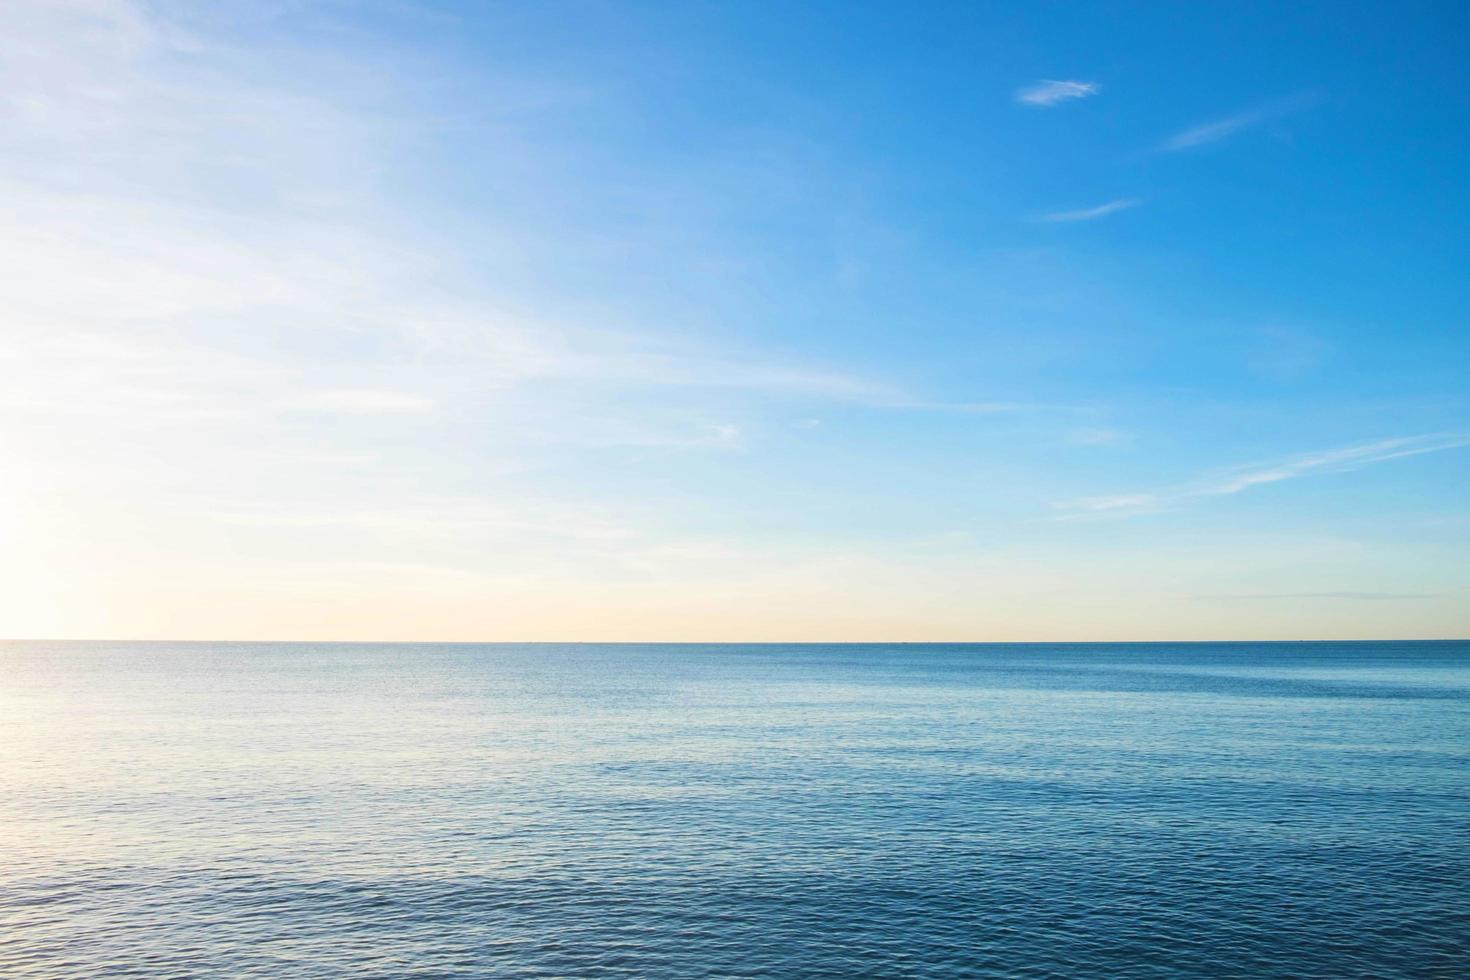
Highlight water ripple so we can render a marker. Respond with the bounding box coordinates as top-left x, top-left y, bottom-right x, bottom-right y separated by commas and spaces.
1, 641, 1467, 977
